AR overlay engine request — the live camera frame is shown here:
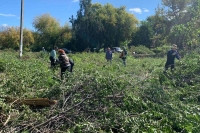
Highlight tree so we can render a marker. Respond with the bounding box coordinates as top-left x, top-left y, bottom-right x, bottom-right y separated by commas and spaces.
130, 21, 153, 48
167, 0, 200, 49
147, 6, 169, 47
33, 14, 60, 50
162, 0, 191, 24
32, 14, 72, 51
70, 0, 138, 51
55, 24, 72, 49
0, 27, 34, 50
23, 29, 34, 50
